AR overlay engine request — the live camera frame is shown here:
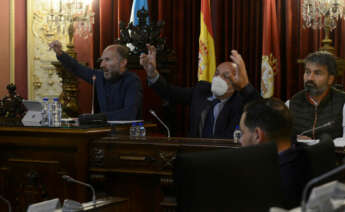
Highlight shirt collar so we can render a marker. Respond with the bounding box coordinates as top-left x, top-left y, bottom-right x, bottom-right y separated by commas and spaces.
306, 87, 330, 106
207, 95, 230, 103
